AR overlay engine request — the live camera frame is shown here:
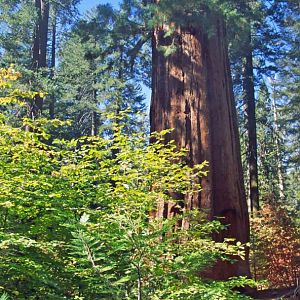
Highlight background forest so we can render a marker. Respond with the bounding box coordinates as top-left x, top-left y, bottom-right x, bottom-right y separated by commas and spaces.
0, 0, 299, 299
